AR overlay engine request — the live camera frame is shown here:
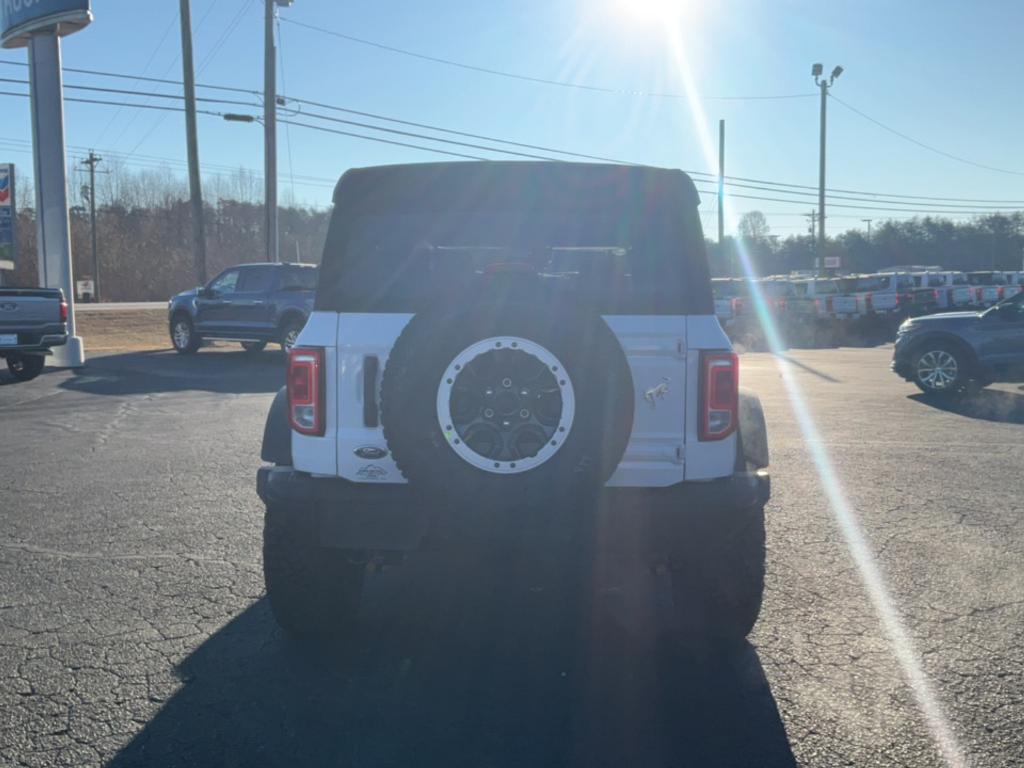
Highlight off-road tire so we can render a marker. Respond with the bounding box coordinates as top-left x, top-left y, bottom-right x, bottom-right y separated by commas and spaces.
379, 305, 634, 507
911, 341, 970, 397
263, 503, 365, 645
170, 313, 201, 354
241, 340, 267, 353
6, 354, 45, 382
671, 503, 766, 643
